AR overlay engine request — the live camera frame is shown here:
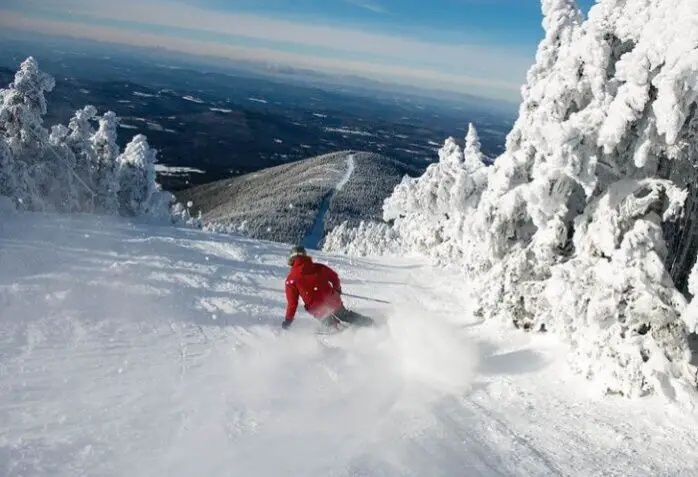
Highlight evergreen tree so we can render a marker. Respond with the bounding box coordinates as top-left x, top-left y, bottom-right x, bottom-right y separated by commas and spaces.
91, 111, 120, 214
67, 106, 99, 212
117, 134, 175, 219
463, 123, 486, 173
0, 57, 55, 210
46, 124, 79, 213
